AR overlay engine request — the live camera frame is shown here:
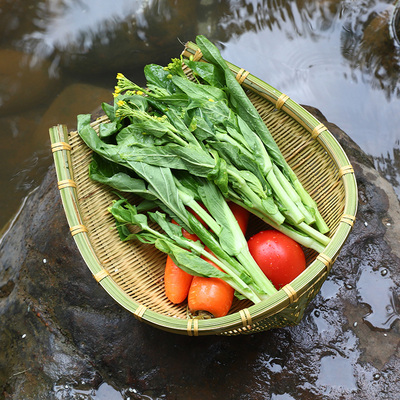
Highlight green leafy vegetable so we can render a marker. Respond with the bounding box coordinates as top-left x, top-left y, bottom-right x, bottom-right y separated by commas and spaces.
77, 35, 331, 305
